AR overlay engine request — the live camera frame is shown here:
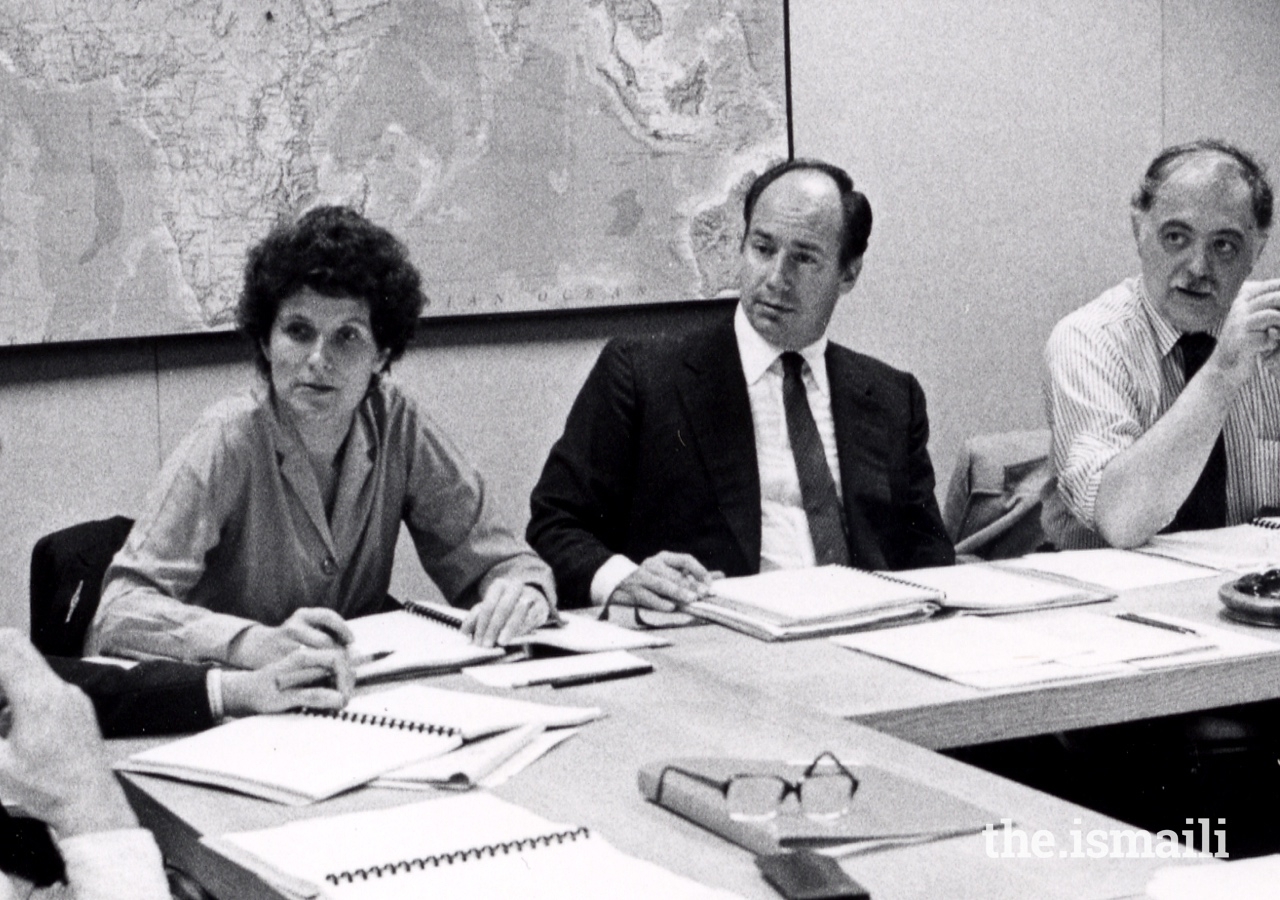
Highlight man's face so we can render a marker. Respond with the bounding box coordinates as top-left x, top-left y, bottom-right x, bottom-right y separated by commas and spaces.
738, 170, 861, 350
1133, 155, 1266, 333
